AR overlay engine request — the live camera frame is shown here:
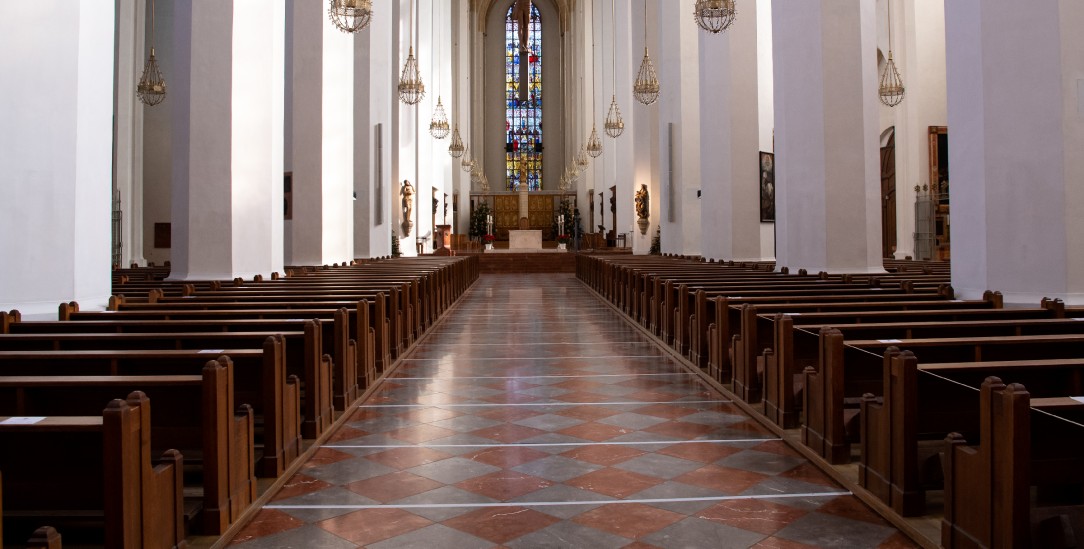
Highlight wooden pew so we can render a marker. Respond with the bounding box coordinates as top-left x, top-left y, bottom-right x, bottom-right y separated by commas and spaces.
0, 327, 332, 440
942, 378, 1084, 549
2, 313, 362, 412
803, 330, 1084, 464
762, 300, 1073, 428
0, 357, 255, 535
0, 394, 186, 549
0, 338, 298, 478
860, 350, 1084, 517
